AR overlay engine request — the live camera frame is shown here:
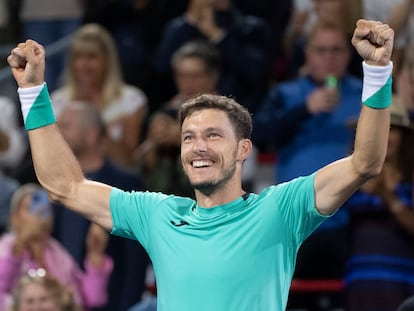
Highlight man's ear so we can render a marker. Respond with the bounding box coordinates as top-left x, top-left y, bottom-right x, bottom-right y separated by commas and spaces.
237, 138, 253, 161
